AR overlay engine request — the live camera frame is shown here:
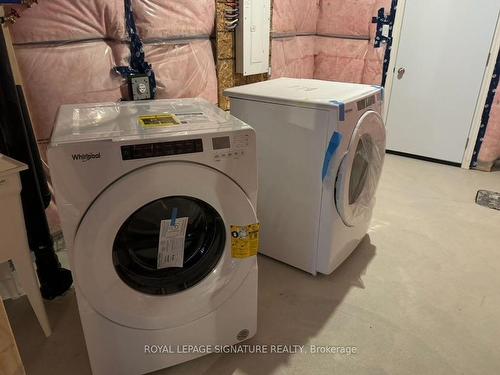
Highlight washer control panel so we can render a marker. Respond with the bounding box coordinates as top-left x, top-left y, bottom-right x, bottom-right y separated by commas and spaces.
121, 139, 203, 160
212, 133, 250, 162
